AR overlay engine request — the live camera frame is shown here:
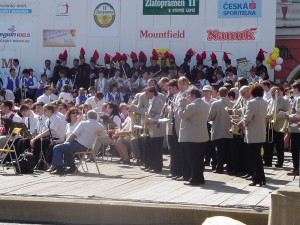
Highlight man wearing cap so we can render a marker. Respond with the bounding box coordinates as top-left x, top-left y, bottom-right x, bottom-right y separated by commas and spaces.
70, 59, 80, 87
119, 54, 131, 79
206, 53, 218, 83
248, 67, 261, 84
148, 54, 160, 75
138, 51, 148, 72
53, 51, 69, 87
78, 50, 91, 90
256, 49, 268, 76
180, 53, 192, 81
